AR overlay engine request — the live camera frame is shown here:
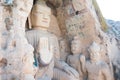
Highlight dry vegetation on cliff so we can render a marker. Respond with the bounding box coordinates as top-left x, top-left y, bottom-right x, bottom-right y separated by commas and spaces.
92, 0, 108, 31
